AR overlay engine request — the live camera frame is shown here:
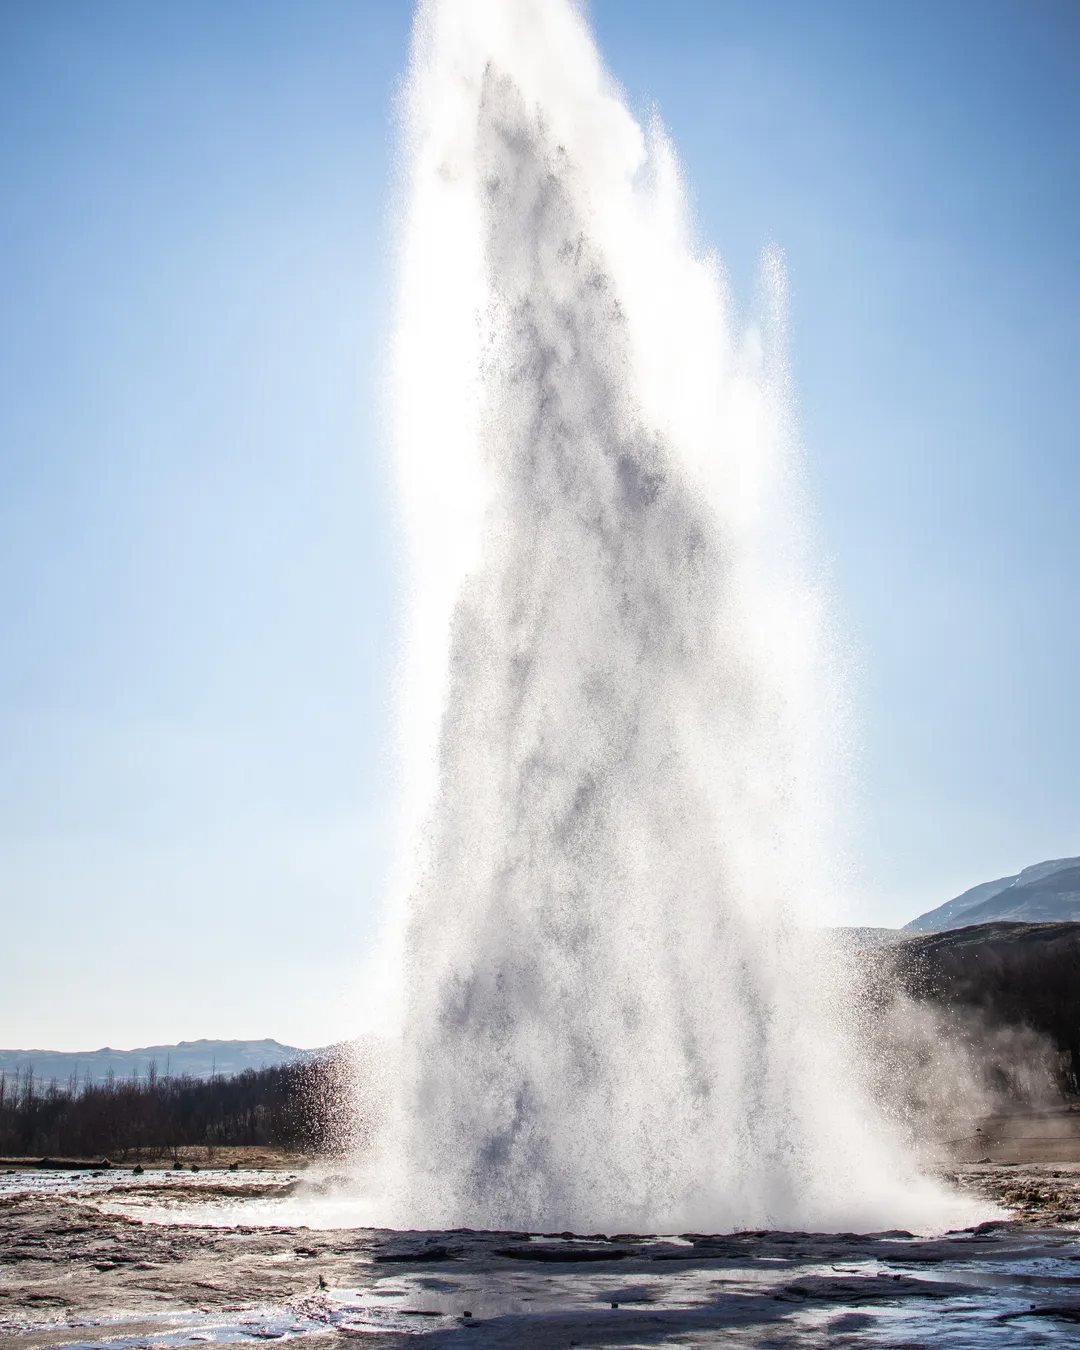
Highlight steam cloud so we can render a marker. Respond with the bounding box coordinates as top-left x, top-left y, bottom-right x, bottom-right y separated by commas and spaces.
383, 0, 985, 1234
